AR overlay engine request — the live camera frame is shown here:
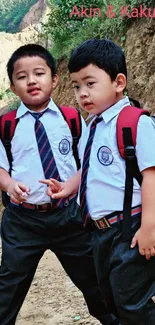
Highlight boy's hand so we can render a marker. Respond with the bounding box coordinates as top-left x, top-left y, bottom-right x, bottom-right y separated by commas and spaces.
7, 180, 30, 204
39, 178, 73, 199
131, 227, 155, 260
